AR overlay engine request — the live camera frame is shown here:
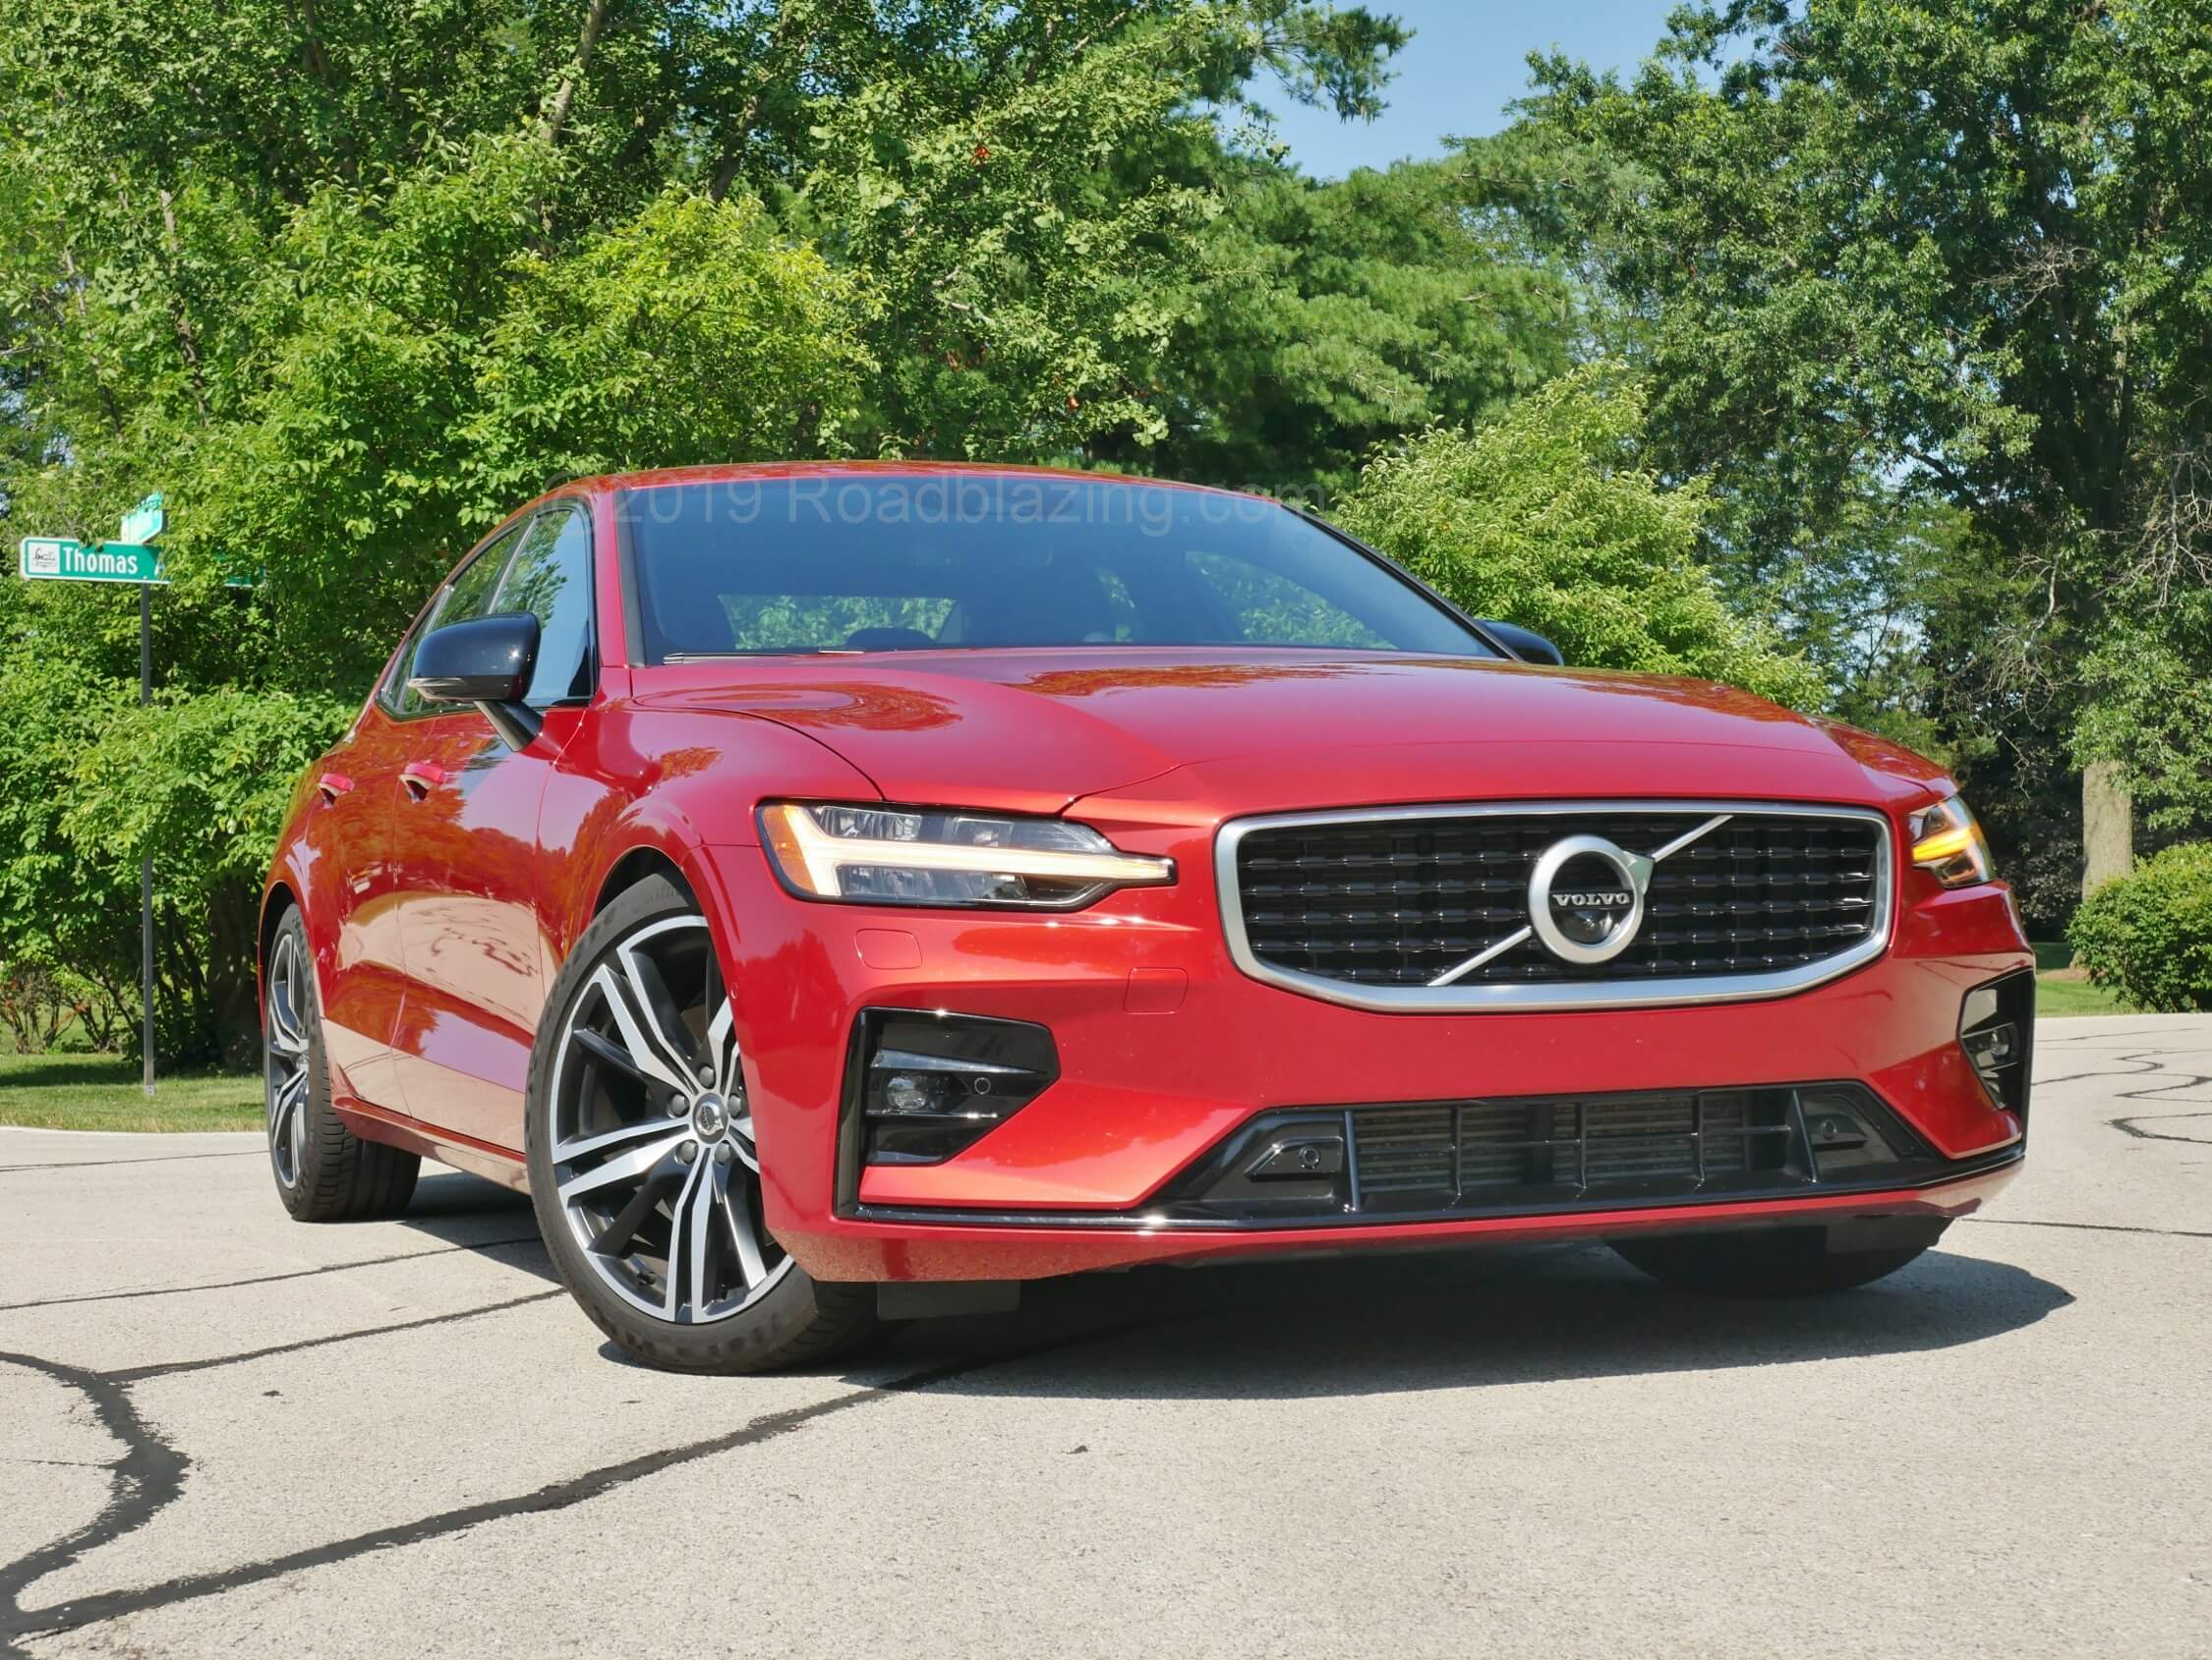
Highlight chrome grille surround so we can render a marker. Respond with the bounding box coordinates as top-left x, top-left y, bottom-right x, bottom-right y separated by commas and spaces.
1215, 801, 1895, 1014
